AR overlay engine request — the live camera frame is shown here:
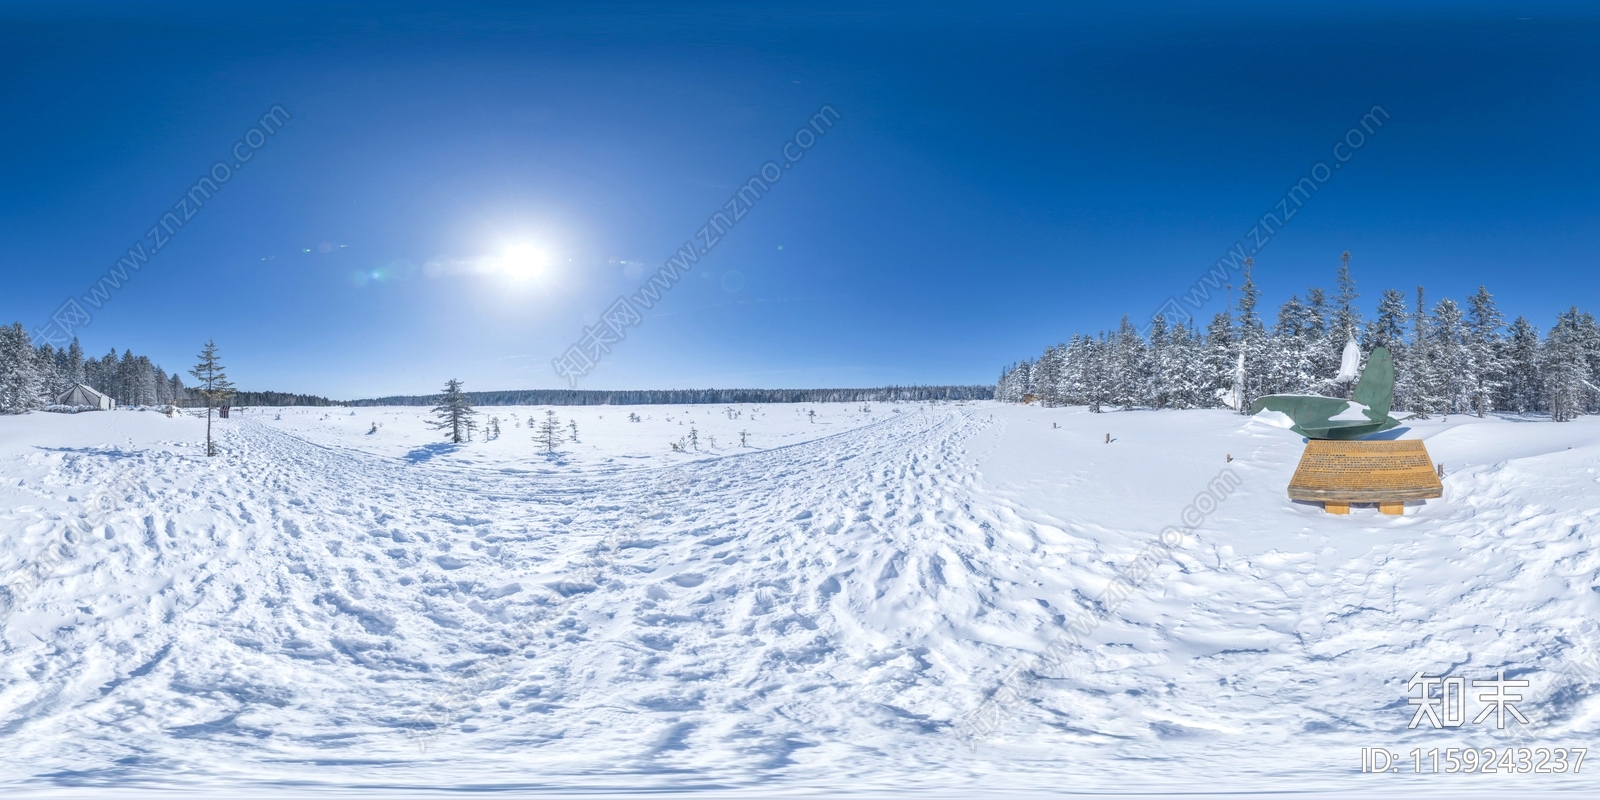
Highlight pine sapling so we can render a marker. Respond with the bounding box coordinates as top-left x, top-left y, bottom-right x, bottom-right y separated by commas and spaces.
535, 409, 561, 452
188, 338, 235, 457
